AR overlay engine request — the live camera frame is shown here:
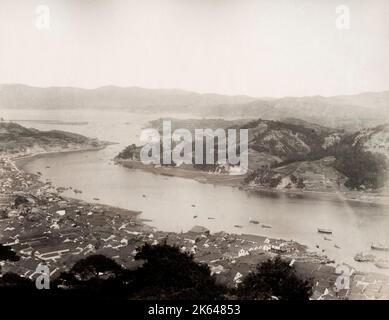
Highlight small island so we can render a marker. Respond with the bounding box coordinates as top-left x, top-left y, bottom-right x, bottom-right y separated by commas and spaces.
115, 118, 389, 204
